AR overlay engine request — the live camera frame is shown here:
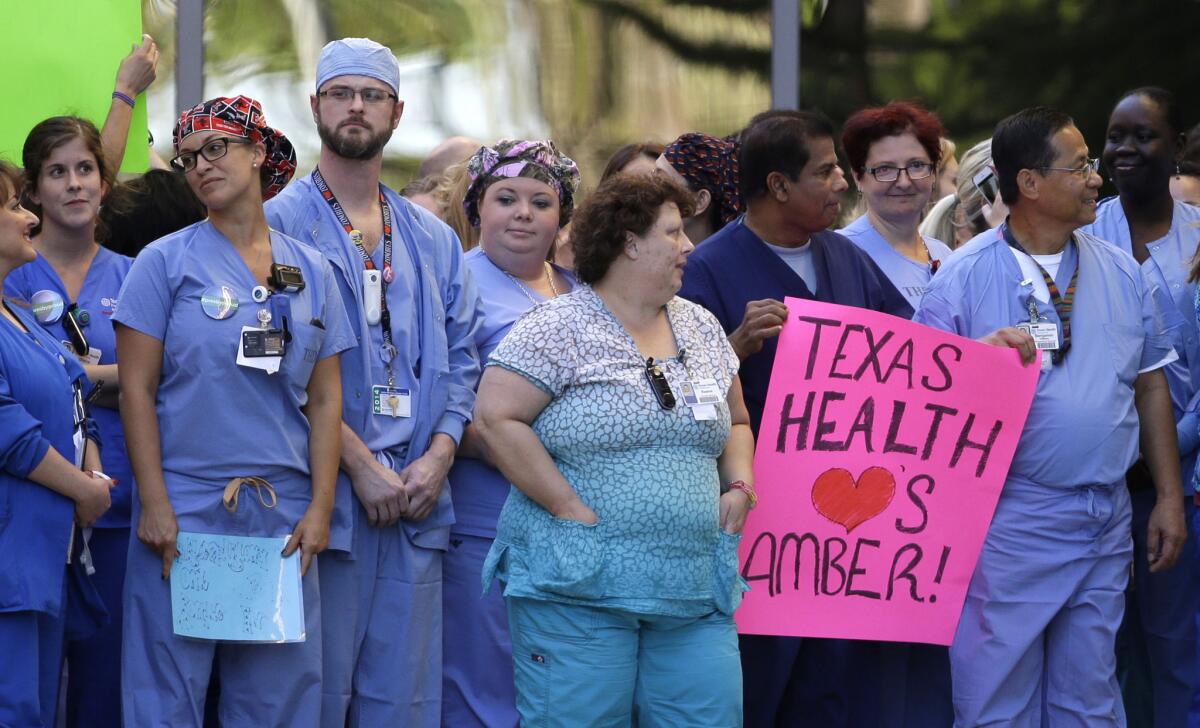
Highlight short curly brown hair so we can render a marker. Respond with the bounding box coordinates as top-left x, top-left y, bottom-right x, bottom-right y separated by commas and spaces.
570, 173, 696, 284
